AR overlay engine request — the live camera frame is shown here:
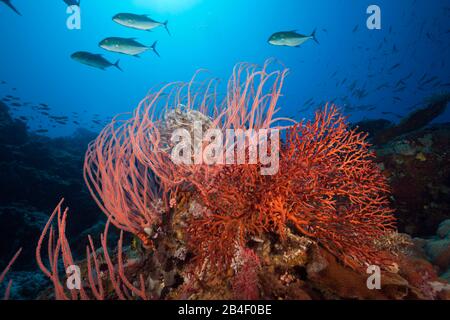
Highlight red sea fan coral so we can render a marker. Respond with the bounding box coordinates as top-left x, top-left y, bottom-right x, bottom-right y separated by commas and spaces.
187, 105, 396, 271
274, 105, 396, 269
232, 247, 261, 300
